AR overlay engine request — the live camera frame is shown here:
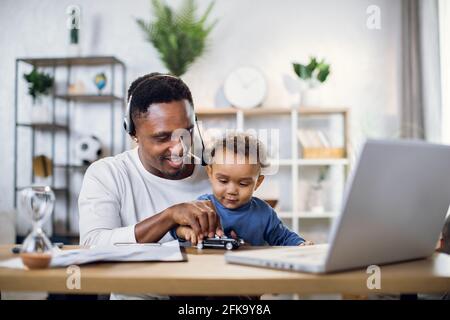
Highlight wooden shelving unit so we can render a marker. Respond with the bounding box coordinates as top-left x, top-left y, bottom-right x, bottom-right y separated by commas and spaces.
196, 106, 349, 115
19, 56, 124, 67
13, 56, 127, 240
196, 106, 351, 234
16, 123, 69, 132
55, 94, 123, 103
